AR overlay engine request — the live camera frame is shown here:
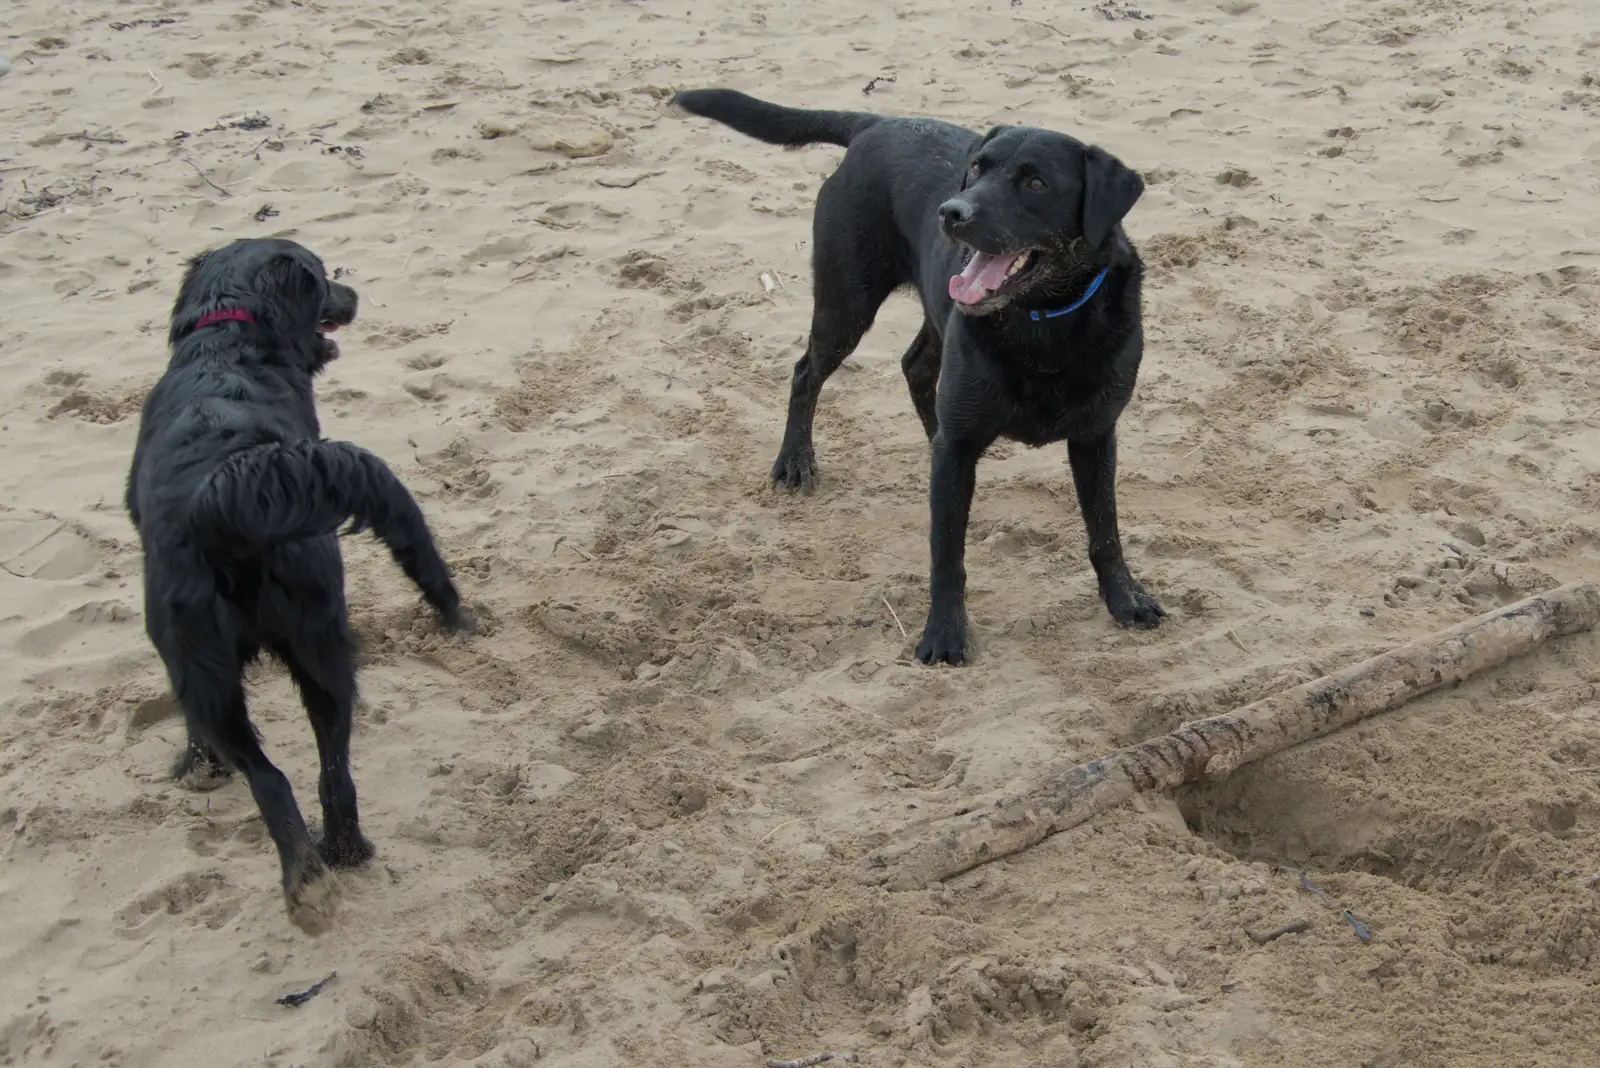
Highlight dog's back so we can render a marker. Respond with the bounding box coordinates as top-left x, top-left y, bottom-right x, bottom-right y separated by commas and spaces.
673, 90, 983, 310
129, 319, 469, 638
128, 332, 319, 552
